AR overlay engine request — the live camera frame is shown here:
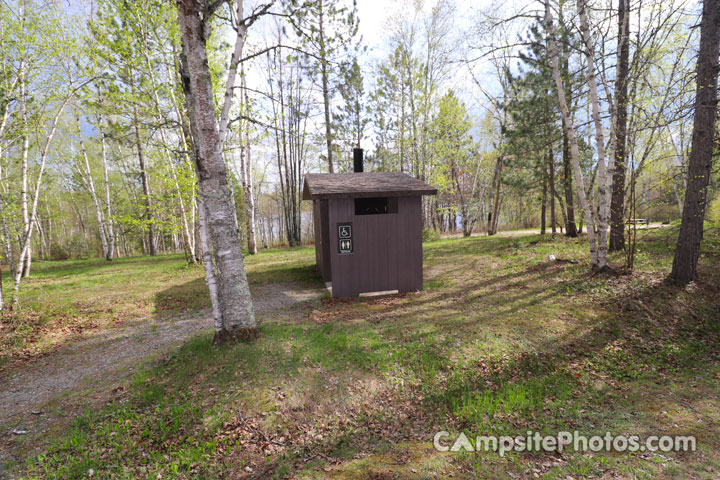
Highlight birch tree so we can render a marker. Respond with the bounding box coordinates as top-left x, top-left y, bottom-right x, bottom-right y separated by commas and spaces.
91, 0, 159, 256
545, 0, 600, 268
3, 0, 96, 305
266, 39, 310, 247
12, 81, 92, 306
72, 112, 113, 260
239, 69, 257, 254
98, 117, 115, 260
176, 0, 266, 343
576, 0, 612, 270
